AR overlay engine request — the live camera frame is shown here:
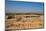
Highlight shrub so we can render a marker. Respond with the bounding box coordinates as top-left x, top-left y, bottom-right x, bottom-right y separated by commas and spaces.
7, 15, 15, 19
